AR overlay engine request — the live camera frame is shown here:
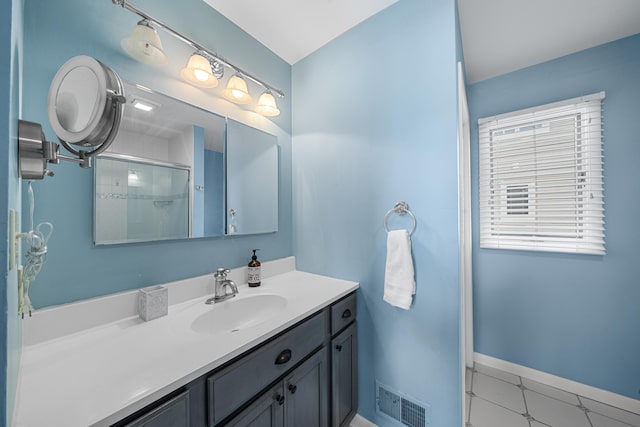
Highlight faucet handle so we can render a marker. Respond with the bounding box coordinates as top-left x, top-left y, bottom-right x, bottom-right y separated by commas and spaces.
214, 268, 230, 278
